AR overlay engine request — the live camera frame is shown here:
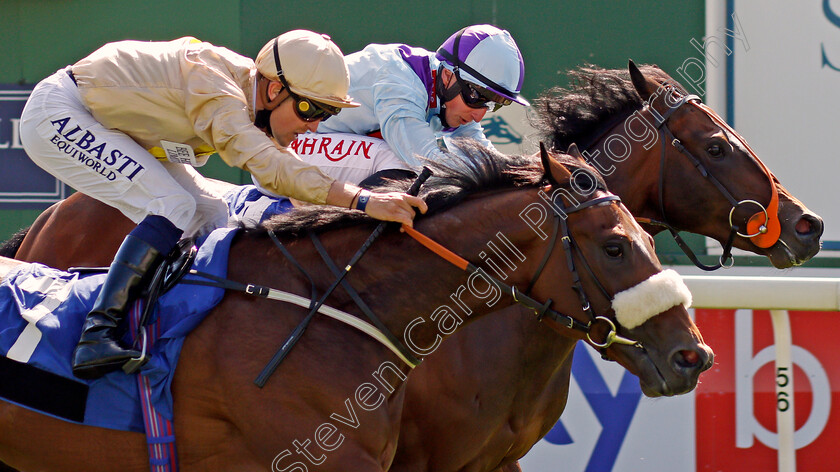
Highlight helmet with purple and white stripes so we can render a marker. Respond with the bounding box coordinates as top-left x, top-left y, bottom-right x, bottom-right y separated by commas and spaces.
436, 25, 529, 107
